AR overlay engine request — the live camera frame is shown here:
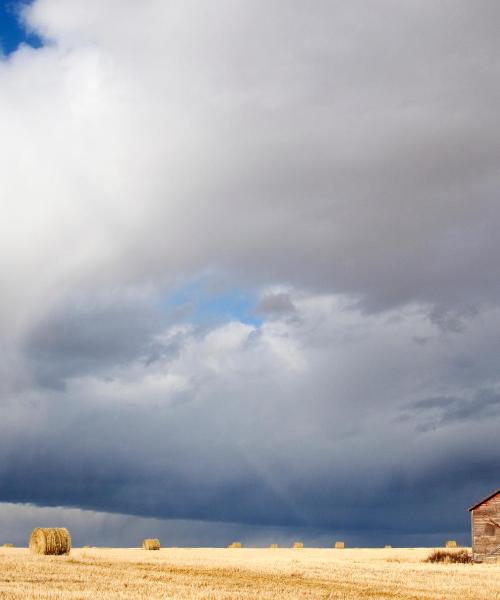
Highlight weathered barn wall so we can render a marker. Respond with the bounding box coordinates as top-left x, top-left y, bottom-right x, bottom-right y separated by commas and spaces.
471, 492, 500, 562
